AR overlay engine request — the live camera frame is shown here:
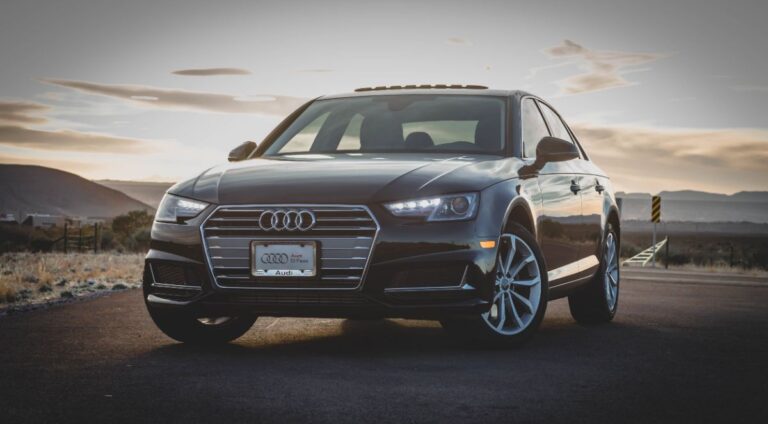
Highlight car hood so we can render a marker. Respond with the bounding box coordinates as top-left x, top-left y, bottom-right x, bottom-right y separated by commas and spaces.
169, 153, 522, 205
